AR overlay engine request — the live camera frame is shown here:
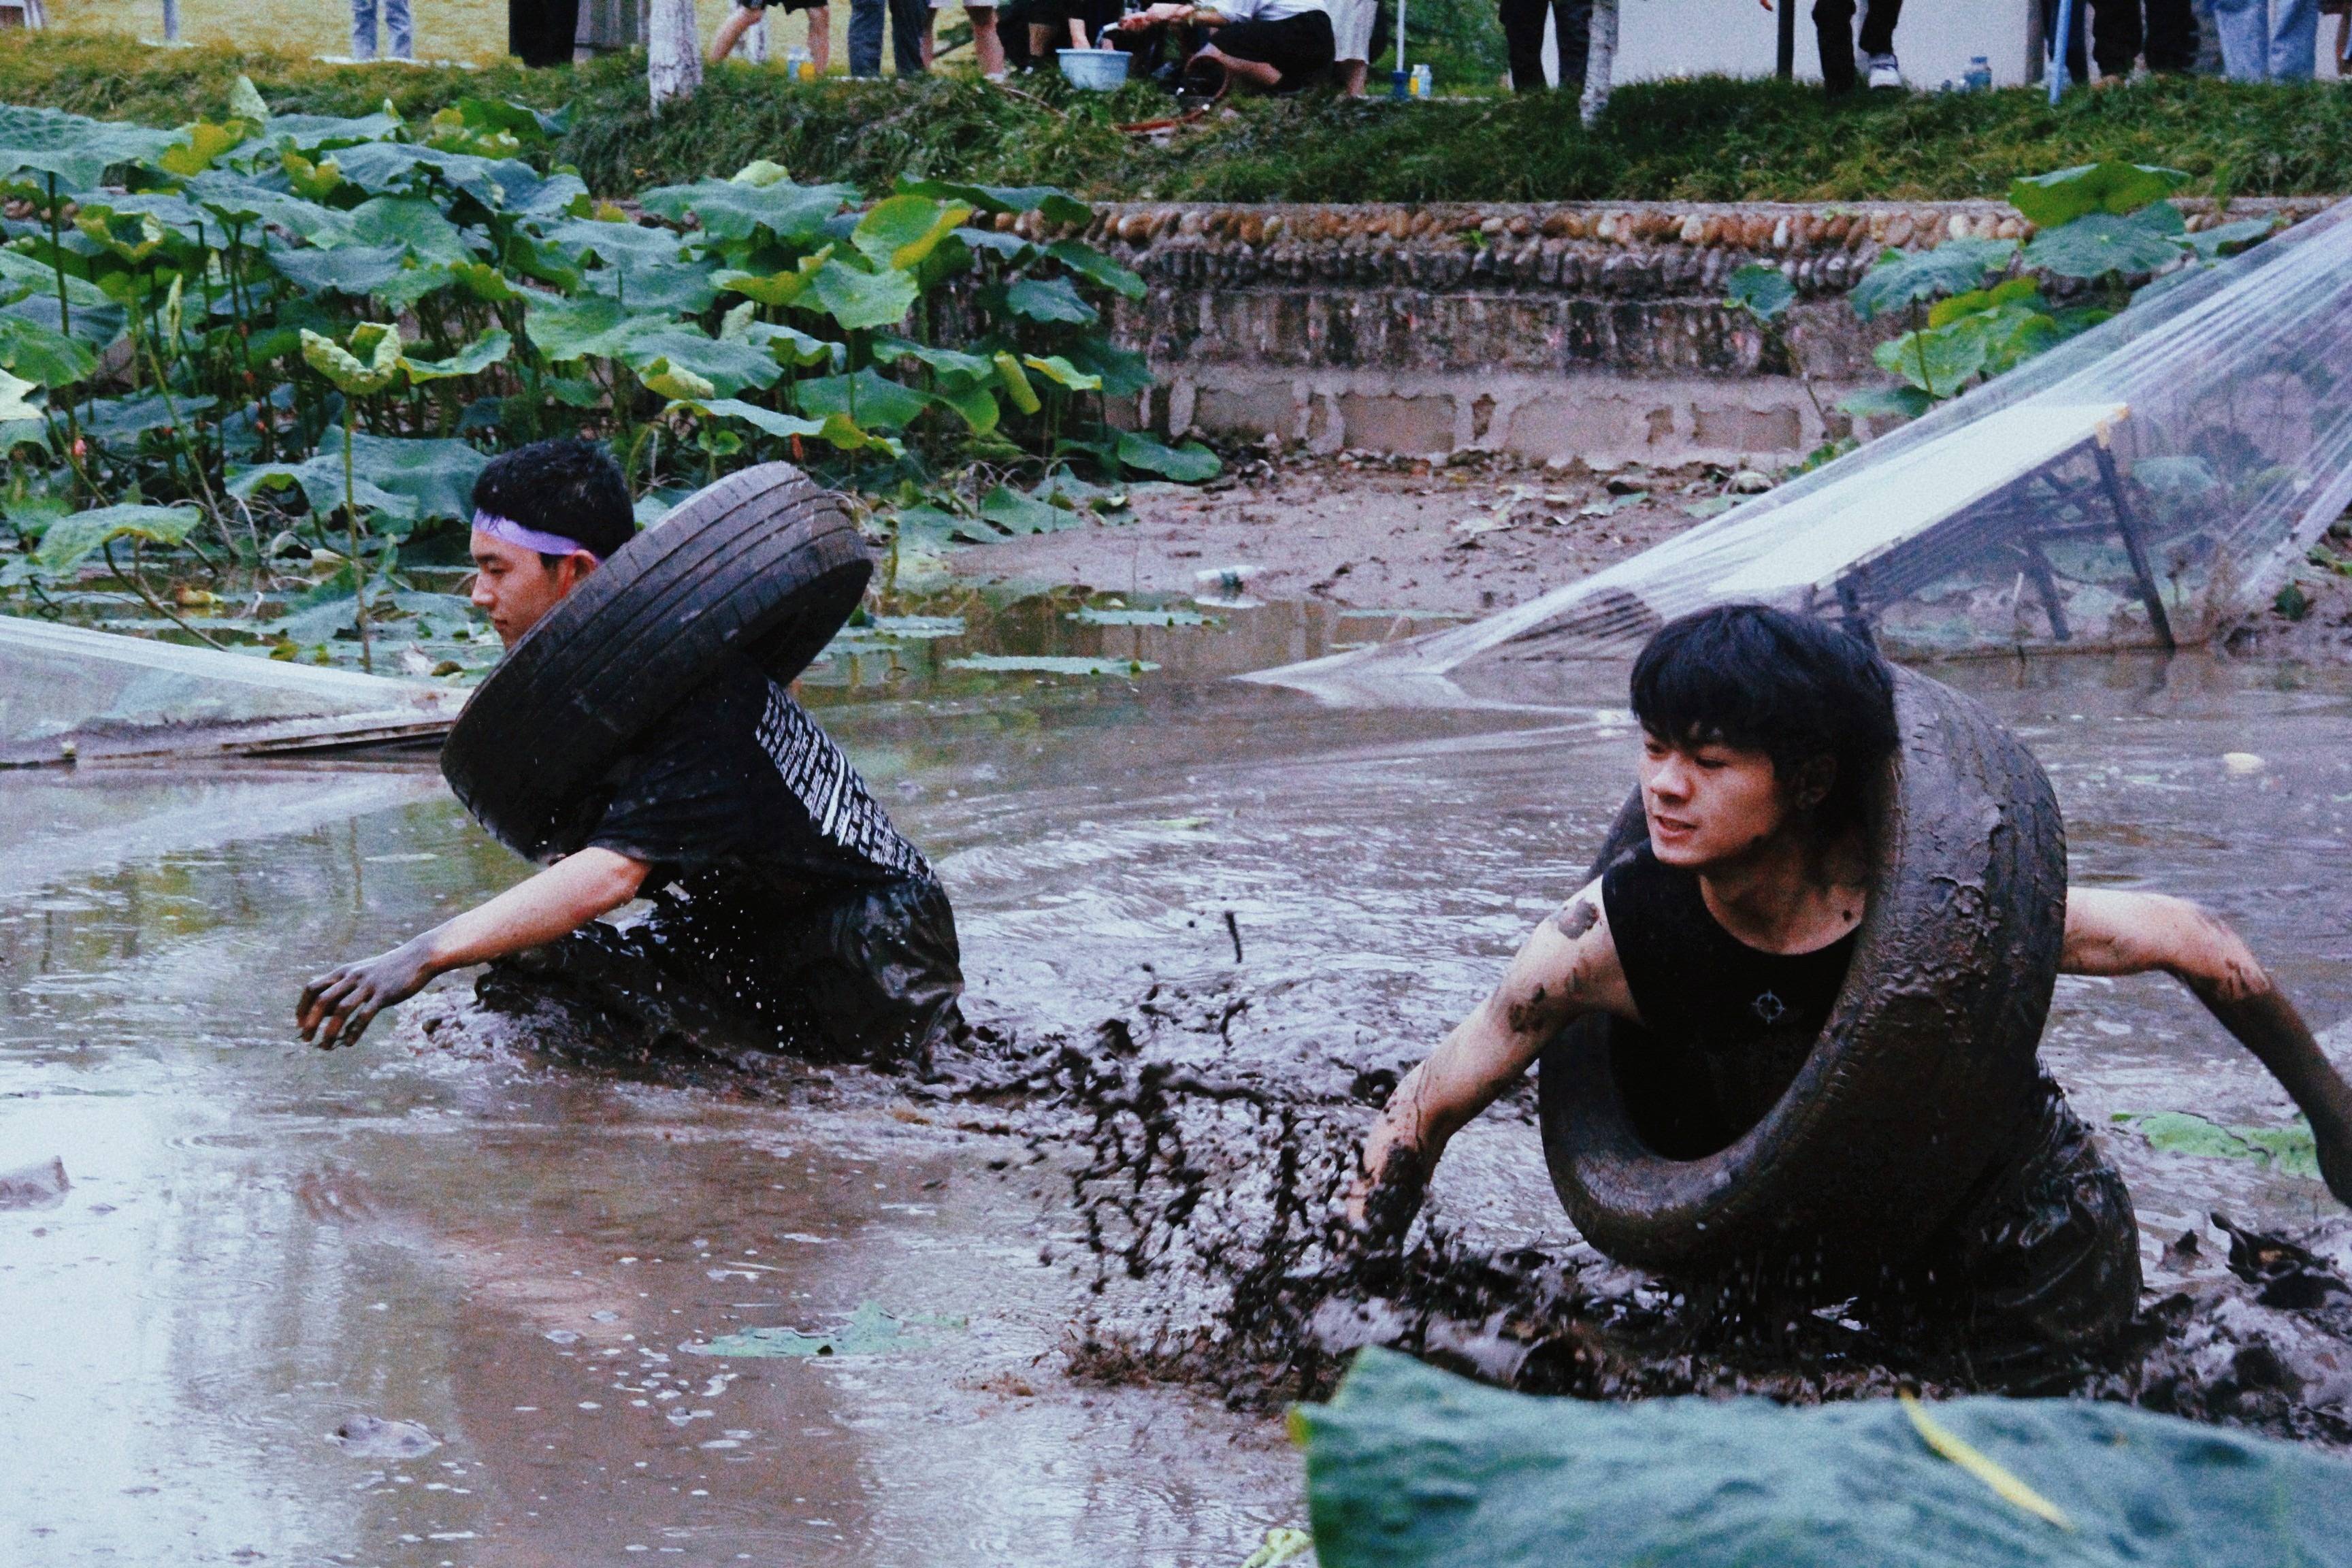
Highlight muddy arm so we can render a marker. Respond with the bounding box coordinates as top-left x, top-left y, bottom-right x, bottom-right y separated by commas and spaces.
1352, 879, 1635, 1237
2063, 887, 2352, 1204
297, 848, 650, 1049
